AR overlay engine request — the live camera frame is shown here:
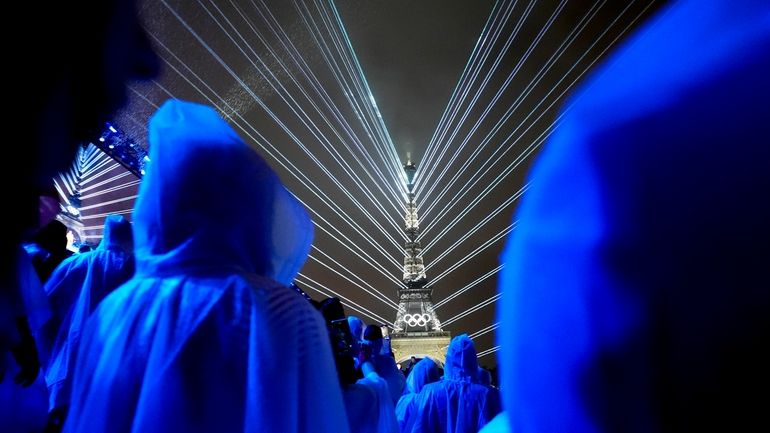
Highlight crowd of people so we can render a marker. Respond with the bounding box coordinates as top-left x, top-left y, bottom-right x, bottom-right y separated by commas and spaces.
2, 97, 503, 433
2, 0, 768, 432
